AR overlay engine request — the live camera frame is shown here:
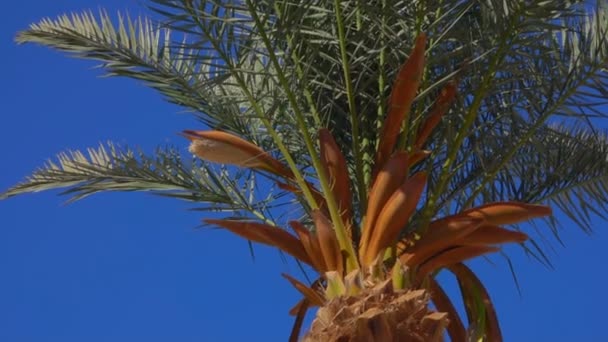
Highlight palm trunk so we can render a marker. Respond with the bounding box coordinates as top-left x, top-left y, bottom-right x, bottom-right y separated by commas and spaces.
303, 280, 448, 342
